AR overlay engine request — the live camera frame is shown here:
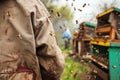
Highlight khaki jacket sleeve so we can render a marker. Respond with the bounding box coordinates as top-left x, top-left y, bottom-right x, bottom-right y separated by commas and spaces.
32, 1, 65, 80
